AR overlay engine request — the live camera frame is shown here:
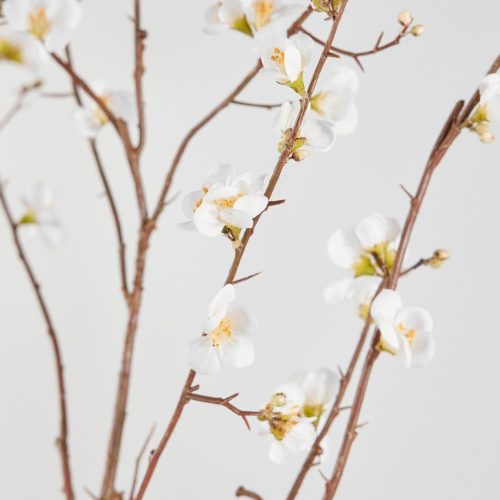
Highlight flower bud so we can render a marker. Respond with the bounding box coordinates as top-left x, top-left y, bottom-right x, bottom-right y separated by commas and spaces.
292, 149, 309, 162
270, 392, 287, 408
411, 24, 426, 36
425, 249, 450, 269
479, 131, 495, 143
398, 10, 413, 27
475, 121, 490, 135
